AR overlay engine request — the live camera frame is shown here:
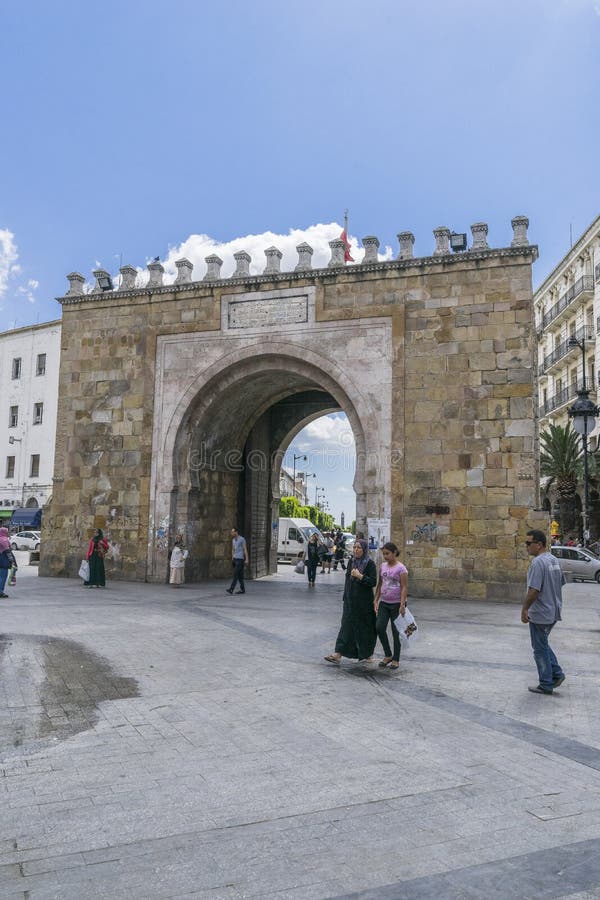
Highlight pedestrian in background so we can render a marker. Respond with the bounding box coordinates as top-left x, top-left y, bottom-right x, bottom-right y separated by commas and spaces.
324, 539, 377, 664
320, 532, 334, 574
303, 532, 320, 587
226, 527, 249, 594
374, 542, 408, 670
0, 527, 15, 598
522, 529, 566, 695
86, 528, 109, 588
333, 530, 346, 571
169, 536, 189, 587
